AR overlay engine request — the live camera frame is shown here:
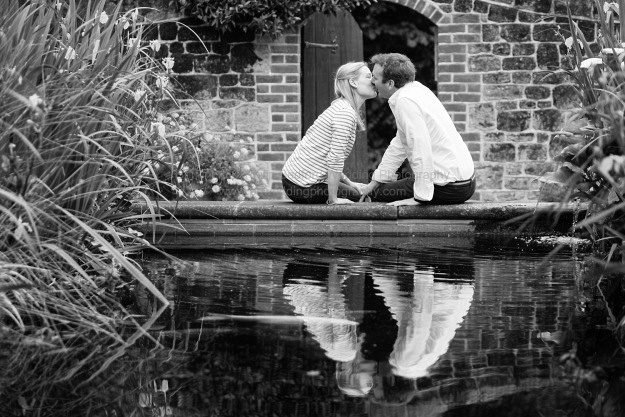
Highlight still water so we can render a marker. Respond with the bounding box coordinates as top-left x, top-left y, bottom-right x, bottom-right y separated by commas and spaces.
136, 237, 595, 416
